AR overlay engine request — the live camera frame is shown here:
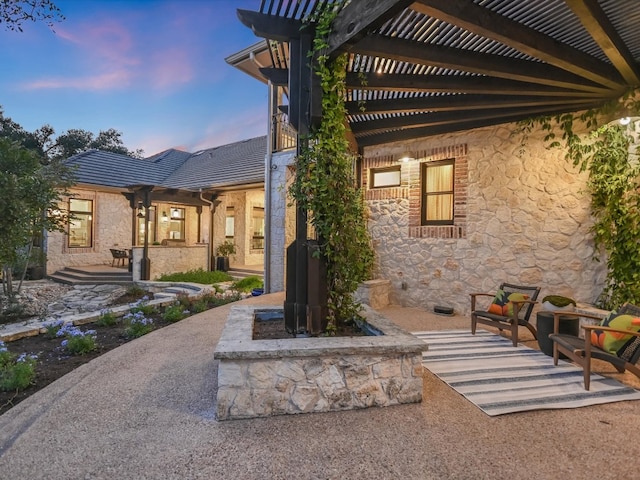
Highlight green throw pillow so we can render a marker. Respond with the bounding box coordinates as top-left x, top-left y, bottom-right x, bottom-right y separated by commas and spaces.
488, 289, 529, 317
591, 312, 640, 357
